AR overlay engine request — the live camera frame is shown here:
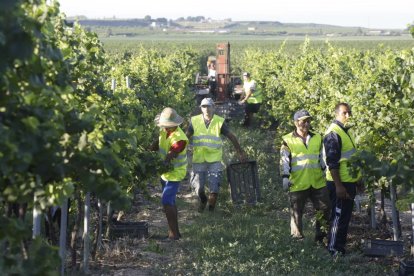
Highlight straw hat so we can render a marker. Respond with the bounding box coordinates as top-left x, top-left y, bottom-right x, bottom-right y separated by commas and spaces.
154, 107, 183, 127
